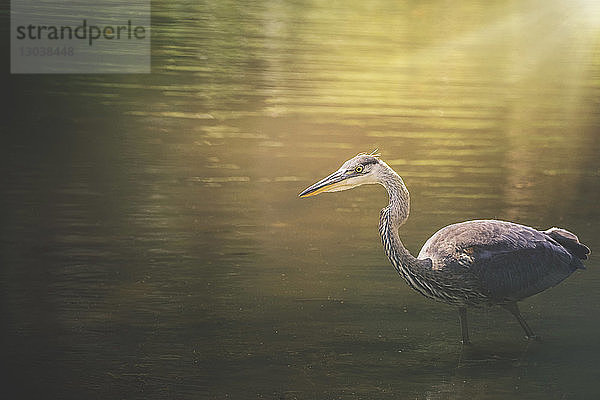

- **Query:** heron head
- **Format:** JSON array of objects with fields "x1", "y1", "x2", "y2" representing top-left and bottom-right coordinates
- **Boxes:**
[{"x1": 298, "y1": 151, "x2": 384, "y2": 197}]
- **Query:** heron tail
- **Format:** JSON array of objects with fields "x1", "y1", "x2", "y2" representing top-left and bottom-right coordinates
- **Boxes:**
[{"x1": 544, "y1": 227, "x2": 591, "y2": 262}]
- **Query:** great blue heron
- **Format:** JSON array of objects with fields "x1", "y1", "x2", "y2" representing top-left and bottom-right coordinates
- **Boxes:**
[{"x1": 299, "y1": 151, "x2": 590, "y2": 344}]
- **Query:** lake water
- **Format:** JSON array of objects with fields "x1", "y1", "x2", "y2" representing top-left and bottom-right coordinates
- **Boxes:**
[{"x1": 3, "y1": 0, "x2": 600, "y2": 399}]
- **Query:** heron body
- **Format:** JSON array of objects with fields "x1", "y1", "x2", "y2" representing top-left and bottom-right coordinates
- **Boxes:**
[{"x1": 299, "y1": 152, "x2": 590, "y2": 343}]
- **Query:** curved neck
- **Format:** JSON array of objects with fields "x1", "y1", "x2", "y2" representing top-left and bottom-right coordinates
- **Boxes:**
[
  {"x1": 380, "y1": 164, "x2": 410, "y2": 229},
  {"x1": 377, "y1": 163, "x2": 425, "y2": 277}
]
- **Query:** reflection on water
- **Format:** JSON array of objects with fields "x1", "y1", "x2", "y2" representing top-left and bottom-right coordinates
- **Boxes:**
[{"x1": 3, "y1": 0, "x2": 600, "y2": 398}]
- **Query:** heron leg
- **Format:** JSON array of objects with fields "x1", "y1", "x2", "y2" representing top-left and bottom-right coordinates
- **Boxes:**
[
  {"x1": 458, "y1": 307, "x2": 471, "y2": 345},
  {"x1": 502, "y1": 302, "x2": 538, "y2": 340}
]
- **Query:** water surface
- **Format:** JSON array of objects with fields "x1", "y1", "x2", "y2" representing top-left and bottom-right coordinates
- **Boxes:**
[{"x1": 2, "y1": 0, "x2": 600, "y2": 399}]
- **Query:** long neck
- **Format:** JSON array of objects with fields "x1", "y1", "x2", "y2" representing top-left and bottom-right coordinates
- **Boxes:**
[{"x1": 377, "y1": 164, "x2": 433, "y2": 295}]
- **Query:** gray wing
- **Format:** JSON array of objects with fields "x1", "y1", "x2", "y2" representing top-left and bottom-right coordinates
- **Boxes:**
[{"x1": 418, "y1": 220, "x2": 585, "y2": 303}]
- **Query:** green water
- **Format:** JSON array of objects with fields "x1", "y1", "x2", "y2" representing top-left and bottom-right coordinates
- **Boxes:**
[{"x1": 3, "y1": 0, "x2": 600, "y2": 398}]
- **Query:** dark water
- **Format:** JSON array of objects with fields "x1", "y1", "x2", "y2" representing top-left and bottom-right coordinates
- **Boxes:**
[{"x1": 2, "y1": 1, "x2": 600, "y2": 399}]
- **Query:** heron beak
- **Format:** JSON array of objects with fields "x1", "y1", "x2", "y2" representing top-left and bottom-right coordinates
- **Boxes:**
[{"x1": 298, "y1": 170, "x2": 348, "y2": 197}]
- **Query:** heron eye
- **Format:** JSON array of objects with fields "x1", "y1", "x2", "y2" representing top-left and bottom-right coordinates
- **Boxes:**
[{"x1": 355, "y1": 165, "x2": 364, "y2": 173}]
